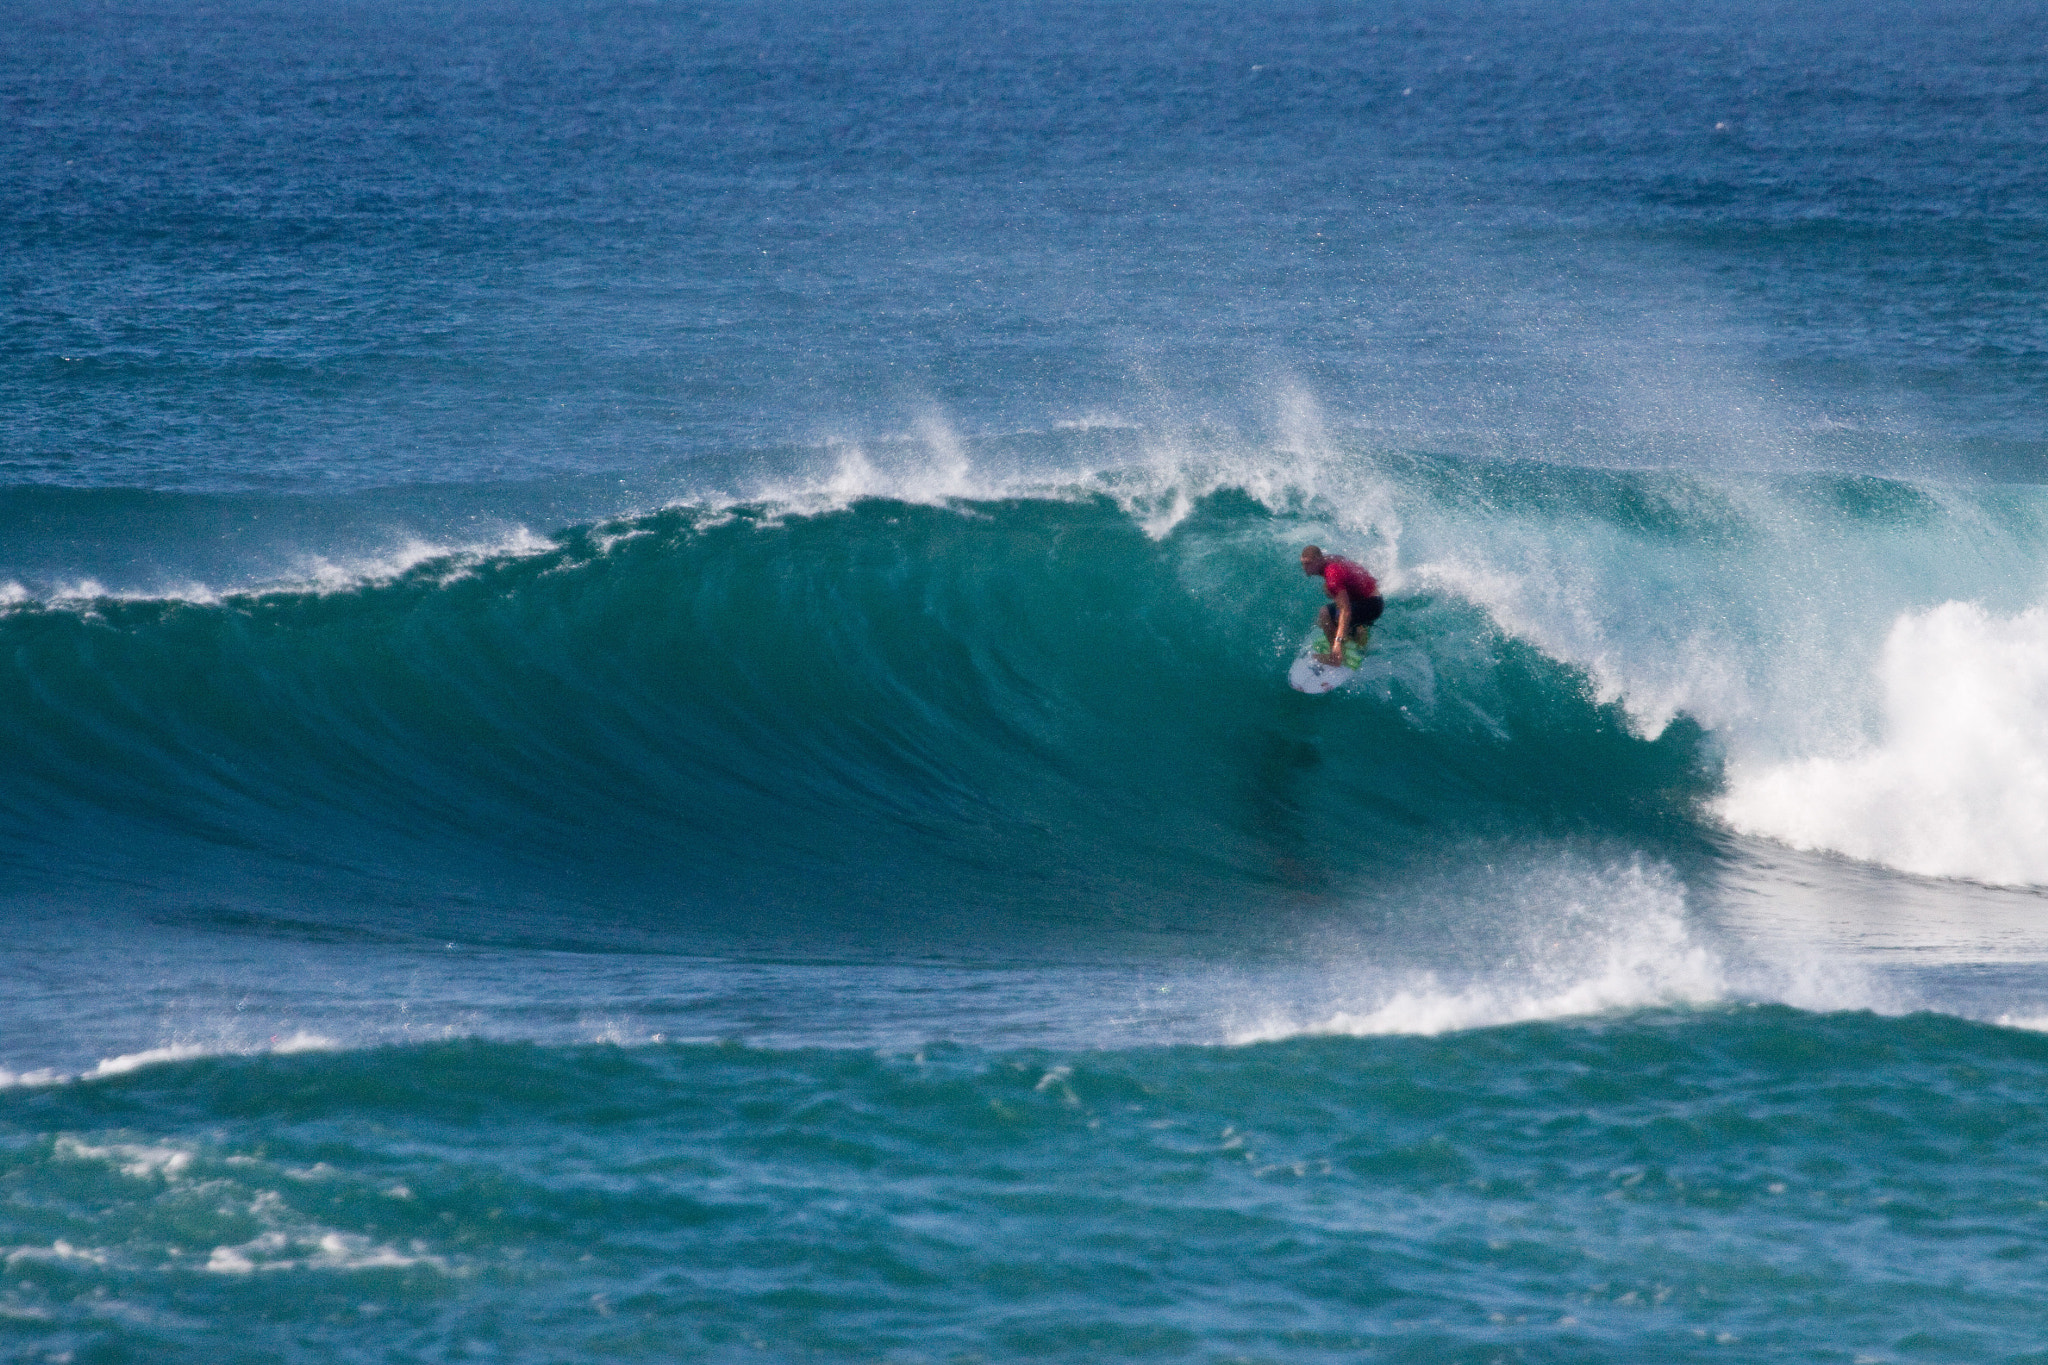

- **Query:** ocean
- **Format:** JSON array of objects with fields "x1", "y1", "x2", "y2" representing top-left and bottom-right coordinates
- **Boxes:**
[{"x1": 4, "y1": 0, "x2": 2048, "y2": 1359}]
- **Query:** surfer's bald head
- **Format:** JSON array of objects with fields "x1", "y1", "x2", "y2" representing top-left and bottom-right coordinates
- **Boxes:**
[{"x1": 1301, "y1": 545, "x2": 1325, "y2": 574}]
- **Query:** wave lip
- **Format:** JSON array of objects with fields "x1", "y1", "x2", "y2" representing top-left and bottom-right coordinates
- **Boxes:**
[{"x1": 0, "y1": 1033, "x2": 338, "y2": 1091}]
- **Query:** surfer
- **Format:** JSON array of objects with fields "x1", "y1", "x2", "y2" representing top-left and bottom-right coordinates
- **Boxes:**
[{"x1": 1301, "y1": 545, "x2": 1383, "y2": 665}]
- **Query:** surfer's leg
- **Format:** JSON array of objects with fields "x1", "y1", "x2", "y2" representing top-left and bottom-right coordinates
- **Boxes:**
[
  {"x1": 1349, "y1": 594, "x2": 1383, "y2": 651},
  {"x1": 1317, "y1": 604, "x2": 1338, "y2": 649}
]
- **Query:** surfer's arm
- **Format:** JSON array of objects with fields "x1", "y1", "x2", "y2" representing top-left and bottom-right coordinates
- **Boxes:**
[{"x1": 1318, "y1": 596, "x2": 1352, "y2": 665}]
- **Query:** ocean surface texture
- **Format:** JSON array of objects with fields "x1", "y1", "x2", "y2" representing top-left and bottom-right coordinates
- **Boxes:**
[{"x1": 5, "y1": 1, "x2": 2048, "y2": 1361}]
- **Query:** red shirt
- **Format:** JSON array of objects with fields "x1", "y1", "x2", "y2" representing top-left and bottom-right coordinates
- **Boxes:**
[{"x1": 1322, "y1": 558, "x2": 1379, "y2": 603}]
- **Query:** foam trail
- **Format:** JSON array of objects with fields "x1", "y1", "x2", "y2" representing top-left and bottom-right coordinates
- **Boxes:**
[{"x1": 1720, "y1": 603, "x2": 2048, "y2": 886}]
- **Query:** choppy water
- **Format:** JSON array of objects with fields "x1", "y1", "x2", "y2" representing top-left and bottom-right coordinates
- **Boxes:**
[{"x1": 5, "y1": 1, "x2": 2048, "y2": 1361}]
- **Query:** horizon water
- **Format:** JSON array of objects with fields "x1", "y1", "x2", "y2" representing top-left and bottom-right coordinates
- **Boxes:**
[{"x1": 5, "y1": 1, "x2": 2048, "y2": 1360}]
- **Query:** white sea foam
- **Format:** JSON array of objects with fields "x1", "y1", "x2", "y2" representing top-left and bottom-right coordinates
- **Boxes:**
[
  {"x1": 0, "y1": 528, "x2": 556, "y2": 613},
  {"x1": 0, "y1": 1032, "x2": 338, "y2": 1091},
  {"x1": 1719, "y1": 603, "x2": 2048, "y2": 887},
  {"x1": 79, "y1": 1044, "x2": 216, "y2": 1079},
  {"x1": 0, "y1": 1067, "x2": 66, "y2": 1089},
  {"x1": 1232, "y1": 860, "x2": 1729, "y2": 1041},
  {"x1": 3, "y1": 1240, "x2": 108, "y2": 1267},
  {"x1": 43, "y1": 1131, "x2": 443, "y2": 1278},
  {"x1": 204, "y1": 1230, "x2": 440, "y2": 1275},
  {"x1": 289, "y1": 528, "x2": 553, "y2": 593},
  {"x1": 1223, "y1": 854, "x2": 1901, "y2": 1042},
  {"x1": 28, "y1": 1122, "x2": 449, "y2": 1287},
  {"x1": 54, "y1": 1138, "x2": 193, "y2": 1180}
]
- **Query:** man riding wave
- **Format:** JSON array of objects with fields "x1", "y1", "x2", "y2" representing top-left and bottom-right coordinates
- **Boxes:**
[{"x1": 1301, "y1": 545, "x2": 1383, "y2": 666}]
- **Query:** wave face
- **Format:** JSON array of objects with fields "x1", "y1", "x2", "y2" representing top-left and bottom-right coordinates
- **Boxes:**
[
  {"x1": 0, "y1": 477, "x2": 1712, "y2": 948},
  {"x1": 5, "y1": 450, "x2": 2046, "y2": 949}
]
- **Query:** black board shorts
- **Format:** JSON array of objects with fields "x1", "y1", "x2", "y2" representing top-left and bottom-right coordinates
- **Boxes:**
[{"x1": 1322, "y1": 593, "x2": 1384, "y2": 634}]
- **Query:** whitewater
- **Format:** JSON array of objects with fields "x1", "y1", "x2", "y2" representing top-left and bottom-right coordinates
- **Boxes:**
[{"x1": 7, "y1": 0, "x2": 2048, "y2": 1359}]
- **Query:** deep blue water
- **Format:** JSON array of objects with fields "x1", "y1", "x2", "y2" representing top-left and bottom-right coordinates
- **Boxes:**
[{"x1": 5, "y1": 1, "x2": 2048, "y2": 1360}]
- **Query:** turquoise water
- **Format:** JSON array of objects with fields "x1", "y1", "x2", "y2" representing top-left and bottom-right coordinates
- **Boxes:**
[
  {"x1": 7, "y1": 0, "x2": 2048, "y2": 1360},
  {"x1": 9, "y1": 1015, "x2": 2048, "y2": 1362}
]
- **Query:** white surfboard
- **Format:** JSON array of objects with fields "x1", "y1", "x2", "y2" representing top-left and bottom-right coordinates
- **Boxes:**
[{"x1": 1288, "y1": 645, "x2": 1361, "y2": 694}]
